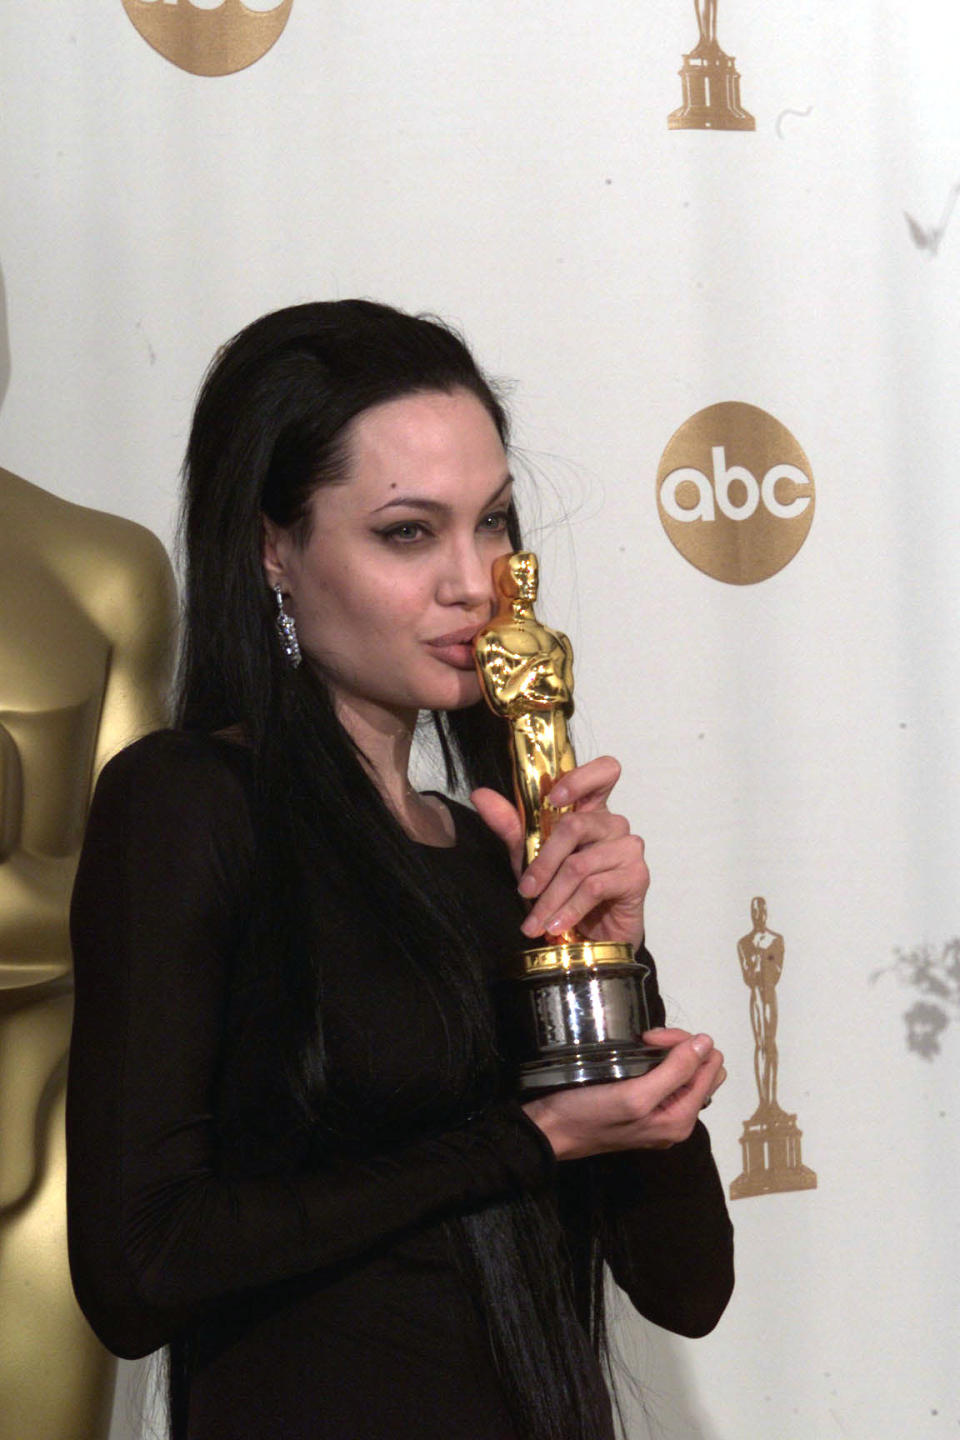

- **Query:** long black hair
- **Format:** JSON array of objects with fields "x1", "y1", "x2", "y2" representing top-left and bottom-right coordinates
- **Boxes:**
[{"x1": 172, "y1": 300, "x2": 610, "y2": 1440}]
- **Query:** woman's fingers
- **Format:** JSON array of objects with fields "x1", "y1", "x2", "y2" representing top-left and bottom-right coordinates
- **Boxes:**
[
  {"x1": 520, "y1": 824, "x2": 647, "y2": 939},
  {"x1": 476, "y1": 757, "x2": 647, "y2": 947},
  {"x1": 644, "y1": 1036, "x2": 728, "y2": 1111},
  {"x1": 522, "y1": 1033, "x2": 722, "y2": 1160},
  {"x1": 633, "y1": 1034, "x2": 717, "y2": 1109},
  {"x1": 653, "y1": 1049, "x2": 723, "y2": 1115},
  {"x1": 470, "y1": 787, "x2": 525, "y2": 876},
  {"x1": 642, "y1": 1027, "x2": 695, "y2": 1047},
  {"x1": 475, "y1": 754, "x2": 630, "y2": 888},
  {"x1": 621, "y1": 1047, "x2": 724, "y2": 1149},
  {"x1": 520, "y1": 840, "x2": 644, "y2": 938},
  {"x1": 624, "y1": 1034, "x2": 725, "y2": 1123},
  {"x1": 518, "y1": 809, "x2": 630, "y2": 895},
  {"x1": 548, "y1": 755, "x2": 621, "y2": 813}
]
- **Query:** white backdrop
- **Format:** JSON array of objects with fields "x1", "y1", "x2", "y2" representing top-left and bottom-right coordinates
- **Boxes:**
[{"x1": 2, "y1": 3, "x2": 958, "y2": 1436}]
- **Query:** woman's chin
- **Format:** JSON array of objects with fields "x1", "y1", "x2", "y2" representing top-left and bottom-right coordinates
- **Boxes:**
[{"x1": 430, "y1": 669, "x2": 483, "y2": 712}]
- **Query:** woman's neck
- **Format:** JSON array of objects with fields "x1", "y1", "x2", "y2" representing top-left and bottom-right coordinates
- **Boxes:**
[{"x1": 332, "y1": 691, "x2": 454, "y2": 846}]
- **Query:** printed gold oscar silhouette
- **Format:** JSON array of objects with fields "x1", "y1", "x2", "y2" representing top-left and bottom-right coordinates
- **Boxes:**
[
  {"x1": 122, "y1": 0, "x2": 293, "y2": 77},
  {"x1": 730, "y1": 898, "x2": 817, "y2": 1199},
  {"x1": 668, "y1": 0, "x2": 755, "y2": 131}
]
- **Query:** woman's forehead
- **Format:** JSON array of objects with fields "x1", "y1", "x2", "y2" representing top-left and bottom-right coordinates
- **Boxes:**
[{"x1": 324, "y1": 390, "x2": 509, "y2": 509}]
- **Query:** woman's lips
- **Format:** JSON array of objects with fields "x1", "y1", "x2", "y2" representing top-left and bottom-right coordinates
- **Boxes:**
[
  {"x1": 427, "y1": 625, "x2": 483, "y2": 671},
  {"x1": 431, "y1": 643, "x2": 477, "y2": 670}
]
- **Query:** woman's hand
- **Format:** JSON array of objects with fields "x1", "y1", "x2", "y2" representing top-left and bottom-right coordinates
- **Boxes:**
[
  {"x1": 472, "y1": 761, "x2": 725, "y2": 1158},
  {"x1": 471, "y1": 756, "x2": 647, "y2": 949},
  {"x1": 521, "y1": 1029, "x2": 726, "y2": 1161}
]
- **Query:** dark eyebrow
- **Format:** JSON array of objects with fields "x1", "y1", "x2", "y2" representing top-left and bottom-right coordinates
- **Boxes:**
[{"x1": 369, "y1": 475, "x2": 513, "y2": 517}]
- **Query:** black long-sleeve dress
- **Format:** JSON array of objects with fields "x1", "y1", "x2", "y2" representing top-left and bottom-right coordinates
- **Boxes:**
[{"x1": 66, "y1": 731, "x2": 733, "y2": 1439}]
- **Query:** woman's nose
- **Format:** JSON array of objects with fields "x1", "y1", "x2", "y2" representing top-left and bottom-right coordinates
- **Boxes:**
[{"x1": 436, "y1": 538, "x2": 497, "y2": 610}]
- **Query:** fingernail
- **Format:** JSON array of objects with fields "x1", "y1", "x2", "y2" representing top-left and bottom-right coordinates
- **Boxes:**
[
  {"x1": 691, "y1": 1034, "x2": 712, "y2": 1058},
  {"x1": 521, "y1": 915, "x2": 541, "y2": 937},
  {"x1": 517, "y1": 874, "x2": 537, "y2": 897},
  {"x1": 550, "y1": 786, "x2": 568, "y2": 806},
  {"x1": 546, "y1": 914, "x2": 567, "y2": 935}
]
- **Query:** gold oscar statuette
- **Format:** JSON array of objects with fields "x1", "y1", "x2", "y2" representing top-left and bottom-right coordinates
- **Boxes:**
[{"x1": 474, "y1": 552, "x2": 664, "y2": 1094}]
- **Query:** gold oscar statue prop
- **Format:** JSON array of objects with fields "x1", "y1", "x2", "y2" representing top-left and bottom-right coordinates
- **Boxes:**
[
  {"x1": 729, "y1": 897, "x2": 817, "y2": 1199},
  {"x1": 474, "y1": 552, "x2": 664, "y2": 1095},
  {"x1": 668, "y1": 0, "x2": 755, "y2": 132},
  {"x1": 0, "y1": 469, "x2": 177, "y2": 1439}
]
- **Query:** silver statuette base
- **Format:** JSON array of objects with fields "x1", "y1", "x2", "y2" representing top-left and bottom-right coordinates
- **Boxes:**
[{"x1": 497, "y1": 948, "x2": 666, "y2": 1096}]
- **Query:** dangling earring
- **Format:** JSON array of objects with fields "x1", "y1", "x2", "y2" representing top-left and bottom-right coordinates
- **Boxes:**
[{"x1": 274, "y1": 586, "x2": 302, "y2": 668}]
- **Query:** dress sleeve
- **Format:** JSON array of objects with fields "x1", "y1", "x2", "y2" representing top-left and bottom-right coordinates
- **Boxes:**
[
  {"x1": 592, "y1": 1122, "x2": 735, "y2": 1337},
  {"x1": 66, "y1": 735, "x2": 555, "y2": 1360},
  {"x1": 557, "y1": 945, "x2": 734, "y2": 1339}
]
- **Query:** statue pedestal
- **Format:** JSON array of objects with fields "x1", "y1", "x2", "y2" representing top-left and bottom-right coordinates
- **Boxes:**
[
  {"x1": 730, "y1": 1104, "x2": 817, "y2": 1199},
  {"x1": 668, "y1": 41, "x2": 755, "y2": 131}
]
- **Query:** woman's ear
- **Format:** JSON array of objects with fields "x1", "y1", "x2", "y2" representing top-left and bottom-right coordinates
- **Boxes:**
[{"x1": 261, "y1": 514, "x2": 289, "y2": 592}]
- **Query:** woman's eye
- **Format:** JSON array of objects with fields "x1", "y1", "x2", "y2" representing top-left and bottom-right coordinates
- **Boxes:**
[
  {"x1": 379, "y1": 522, "x2": 430, "y2": 544},
  {"x1": 479, "y1": 510, "x2": 510, "y2": 534}
]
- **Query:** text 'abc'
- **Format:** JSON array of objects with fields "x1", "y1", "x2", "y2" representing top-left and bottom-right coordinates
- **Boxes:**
[{"x1": 661, "y1": 447, "x2": 812, "y2": 524}]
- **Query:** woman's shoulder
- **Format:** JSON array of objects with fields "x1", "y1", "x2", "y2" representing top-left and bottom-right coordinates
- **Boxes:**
[
  {"x1": 93, "y1": 728, "x2": 254, "y2": 831},
  {"x1": 73, "y1": 731, "x2": 257, "y2": 933},
  {"x1": 101, "y1": 725, "x2": 252, "y2": 779}
]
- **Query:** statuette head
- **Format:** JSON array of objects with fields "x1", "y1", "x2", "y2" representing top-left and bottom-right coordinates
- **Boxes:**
[{"x1": 493, "y1": 550, "x2": 539, "y2": 604}]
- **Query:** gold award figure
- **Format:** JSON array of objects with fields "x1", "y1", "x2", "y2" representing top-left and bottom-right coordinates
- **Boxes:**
[
  {"x1": 729, "y1": 897, "x2": 817, "y2": 1199},
  {"x1": 474, "y1": 553, "x2": 663, "y2": 1093},
  {"x1": 0, "y1": 470, "x2": 177, "y2": 1439},
  {"x1": 473, "y1": 551, "x2": 576, "y2": 874}
]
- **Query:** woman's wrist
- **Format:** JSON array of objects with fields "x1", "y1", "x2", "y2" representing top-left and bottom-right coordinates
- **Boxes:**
[{"x1": 519, "y1": 1096, "x2": 568, "y2": 1159}]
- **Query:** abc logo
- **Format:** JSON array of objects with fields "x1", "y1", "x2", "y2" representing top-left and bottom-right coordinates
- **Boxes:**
[
  {"x1": 122, "y1": 0, "x2": 293, "y2": 77},
  {"x1": 656, "y1": 402, "x2": 815, "y2": 584}
]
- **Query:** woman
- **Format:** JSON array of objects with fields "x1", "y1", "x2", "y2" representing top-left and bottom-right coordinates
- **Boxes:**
[{"x1": 66, "y1": 300, "x2": 733, "y2": 1440}]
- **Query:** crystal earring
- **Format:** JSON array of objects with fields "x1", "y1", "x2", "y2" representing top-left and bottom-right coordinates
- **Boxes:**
[{"x1": 274, "y1": 586, "x2": 302, "y2": 668}]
